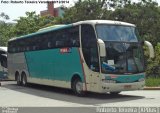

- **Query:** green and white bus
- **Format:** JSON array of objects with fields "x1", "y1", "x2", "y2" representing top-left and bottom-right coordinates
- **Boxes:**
[{"x1": 8, "y1": 20, "x2": 154, "y2": 96}]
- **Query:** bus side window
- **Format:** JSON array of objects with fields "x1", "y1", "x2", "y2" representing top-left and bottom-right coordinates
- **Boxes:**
[
  {"x1": 48, "y1": 42, "x2": 51, "y2": 48},
  {"x1": 70, "y1": 26, "x2": 80, "y2": 47},
  {"x1": 56, "y1": 41, "x2": 64, "y2": 47}
]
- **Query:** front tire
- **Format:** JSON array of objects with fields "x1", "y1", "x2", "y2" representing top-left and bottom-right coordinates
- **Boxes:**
[{"x1": 72, "y1": 78, "x2": 85, "y2": 96}]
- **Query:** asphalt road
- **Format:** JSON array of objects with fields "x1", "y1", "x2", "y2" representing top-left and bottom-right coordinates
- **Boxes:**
[{"x1": 0, "y1": 81, "x2": 160, "y2": 113}]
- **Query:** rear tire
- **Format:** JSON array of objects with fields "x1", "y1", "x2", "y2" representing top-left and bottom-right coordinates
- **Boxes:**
[
  {"x1": 21, "y1": 73, "x2": 27, "y2": 86},
  {"x1": 72, "y1": 78, "x2": 85, "y2": 96},
  {"x1": 16, "y1": 73, "x2": 21, "y2": 86}
]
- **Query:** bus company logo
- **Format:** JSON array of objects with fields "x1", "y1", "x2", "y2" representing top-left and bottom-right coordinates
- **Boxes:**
[{"x1": 60, "y1": 48, "x2": 72, "y2": 53}]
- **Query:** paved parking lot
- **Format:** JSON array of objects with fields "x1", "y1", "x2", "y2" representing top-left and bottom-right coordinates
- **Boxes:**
[{"x1": 0, "y1": 81, "x2": 160, "y2": 113}]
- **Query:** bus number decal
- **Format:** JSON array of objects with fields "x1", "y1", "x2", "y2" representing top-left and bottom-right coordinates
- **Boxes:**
[{"x1": 60, "y1": 48, "x2": 72, "y2": 54}]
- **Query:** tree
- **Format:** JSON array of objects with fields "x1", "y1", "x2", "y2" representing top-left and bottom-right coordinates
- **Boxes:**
[
  {"x1": 57, "y1": 0, "x2": 105, "y2": 24},
  {"x1": 13, "y1": 12, "x2": 41, "y2": 36},
  {"x1": 0, "y1": 13, "x2": 14, "y2": 46},
  {"x1": 13, "y1": 11, "x2": 56, "y2": 36},
  {"x1": 0, "y1": 12, "x2": 9, "y2": 20}
]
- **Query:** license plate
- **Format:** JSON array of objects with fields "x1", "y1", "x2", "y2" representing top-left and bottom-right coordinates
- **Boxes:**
[{"x1": 124, "y1": 85, "x2": 132, "y2": 89}]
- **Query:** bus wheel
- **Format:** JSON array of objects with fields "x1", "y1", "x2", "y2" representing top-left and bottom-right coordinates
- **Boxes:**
[
  {"x1": 72, "y1": 78, "x2": 85, "y2": 96},
  {"x1": 16, "y1": 72, "x2": 21, "y2": 86},
  {"x1": 21, "y1": 73, "x2": 27, "y2": 86},
  {"x1": 110, "y1": 92, "x2": 121, "y2": 95}
]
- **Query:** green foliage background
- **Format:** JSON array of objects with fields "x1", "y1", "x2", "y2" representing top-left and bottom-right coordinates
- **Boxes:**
[{"x1": 0, "y1": 0, "x2": 160, "y2": 77}]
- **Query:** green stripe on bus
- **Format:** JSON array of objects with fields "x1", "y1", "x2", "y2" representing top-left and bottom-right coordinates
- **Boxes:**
[
  {"x1": 24, "y1": 48, "x2": 84, "y2": 82},
  {"x1": 105, "y1": 74, "x2": 145, "y2": 83}
]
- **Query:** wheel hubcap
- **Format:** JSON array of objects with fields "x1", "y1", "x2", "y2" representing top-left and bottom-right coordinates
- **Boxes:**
[
  {"x1": 76, "y1": 81, "x2": 83, "y2": 93},
  {"x1": 22, "y1": 76, "x2": 26, "y2": 85}
]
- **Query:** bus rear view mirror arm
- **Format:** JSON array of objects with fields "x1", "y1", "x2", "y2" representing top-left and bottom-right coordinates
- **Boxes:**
[{"x1": 144, "y1": 41, "x2": 154, "y2": 58}]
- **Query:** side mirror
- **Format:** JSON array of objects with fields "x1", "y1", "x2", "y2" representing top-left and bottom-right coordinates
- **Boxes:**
[
  {"x1": 144, "y1": 41, "x2": 154, "y2": 58},
  {"x1": 97, "y1": 39, "x2": 106, "y2": 57}
]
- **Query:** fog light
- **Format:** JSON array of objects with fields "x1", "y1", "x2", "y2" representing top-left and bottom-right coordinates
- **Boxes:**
[{"x1": 139, "y1": 78, "x2": 145, "y2": 82}]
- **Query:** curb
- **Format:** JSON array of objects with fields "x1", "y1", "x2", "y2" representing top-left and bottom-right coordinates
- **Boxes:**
[{"x1": 143, "y1": 87, "x2": 160, "y2": 90}]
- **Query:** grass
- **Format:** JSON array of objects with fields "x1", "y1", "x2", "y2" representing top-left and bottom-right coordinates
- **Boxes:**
[{"x1": 145, "y1": 77, "x2": 160, "y2": 87}]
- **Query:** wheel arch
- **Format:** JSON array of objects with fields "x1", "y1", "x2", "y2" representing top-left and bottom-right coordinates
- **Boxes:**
[
  {"x1": 21, "y1": 71, "x2": 26, "y2": 76},
  {"x1": 21, "y1": 69, "x2": 29, "y2": 77},
  {"x1": 71, "y1": 74, "x2": 82, "y2": 89}
]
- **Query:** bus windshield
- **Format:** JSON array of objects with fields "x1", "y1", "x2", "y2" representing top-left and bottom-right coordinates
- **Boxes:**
[
  {"x1": 96, "y1": 24, "x2": 138, "y2": 42},
  {"x1": 96, "y1": 24, "x2": 144, "y2": 74}
]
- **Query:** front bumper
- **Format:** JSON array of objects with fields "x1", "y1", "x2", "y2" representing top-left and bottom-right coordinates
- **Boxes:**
[{"x1": 101, "y1": 81, "x2": 145, "y2": 93}]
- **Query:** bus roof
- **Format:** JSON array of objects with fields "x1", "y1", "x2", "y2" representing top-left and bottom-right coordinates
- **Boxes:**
[
  {"x1": 9, "y1": 20, "x2": 135, "y2": 42},
  {"x1": 73, "y1": 20, "x2": 135, "y2": 27},
  {"x1": 37, "y1": 24, "x2": 67, "y2": 32}
]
